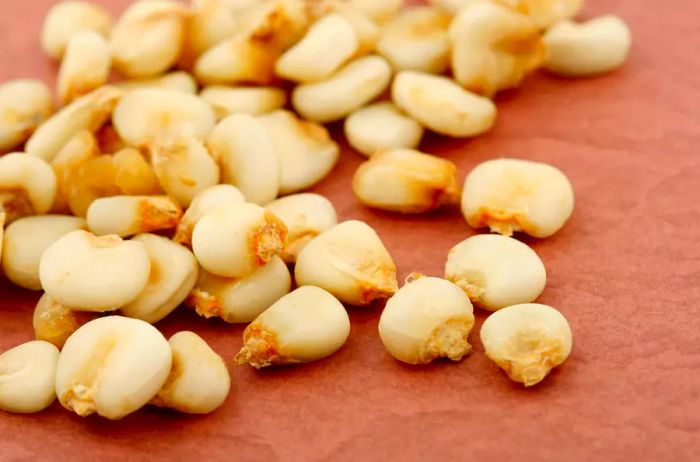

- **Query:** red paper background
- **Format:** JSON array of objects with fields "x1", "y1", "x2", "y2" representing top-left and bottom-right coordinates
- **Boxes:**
[{"x1": 1, "y1": 0, "x2": 699, "y2": 460}]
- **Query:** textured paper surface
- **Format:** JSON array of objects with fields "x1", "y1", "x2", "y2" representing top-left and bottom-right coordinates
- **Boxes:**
[{"x1": 1, "y1": 0, "x2": 699, "y2": 460}]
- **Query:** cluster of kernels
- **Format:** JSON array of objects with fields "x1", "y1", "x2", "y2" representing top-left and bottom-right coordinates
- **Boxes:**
[
  {"x1": 200, "y1": 86, "x2": 287, "y2": 119},
  {"x1": 187, "y1": 256, "x2": 291, "y2": 323},
  {"x1": 0, "y1": 80, "x2": 54, "y2": 153},
  {"x1": 206, "y1": 114, "x2": 279, "y2": 205},
  {"x1": 152, "y1": 332, "x2": 230, "y2": 414},
  {"x1": 378, "y1": 276, "x2": 475, "y2": 365},
  {"x1": 264, "y1": 193, "x2": 338, "y2": 263},
  {"x1": 480, "y1": 303, "x2": 572, "y2": 386},
  {"x1": 234, "y1": 286, "x2": 351, "y2": 368},
  {"x1": 39, "y1": 230, "x2": 151, "y2": 311},
  {"x1": 292, "y1": 55, "x2": 393, "y2": 123},
  {"x1": 392, "y1": 71, "x2": 496, "y2": 138},
  {"x1": 1, "y1": 215, "x2": 86, "y2": 290},
  {"x1": 0, "y1": 341, "x2": 60, "y2": 414},
  {"x1": 449, "y1": 2, "x2": 546, "y2": 97},
  {"x1": 257, "y1": 110, "x2": 339, "y2": 195},
  {"x1": 445, "y1": 234, "x2": 546, "y2": 311},
  {"x1": 0, "y1": 0, "x2": 640, "y2": 417},
  {"x1": 120, "y1": 234, "x2": 199, "y2": 324},
  {"x1": 344, "y1": 102, "x2": 424, "y2": 157},
  {"x1": 173, "y1": 184, "x2": 246, "y2": 247},
  {"x1": 0, "y1": 153, "x2": 57, "y2": 223},
  {"x1": 461, "y1": 158, "x2": 575, "y2": 238},
  {"x1": 377, "y1": 6, "x2": 452, "y2": 74},
  {"x1": 543, "y1": 15, "x2": 632, "y2": 77},
  {"x1": 353, "y1": 149, "x2": 461, "y2": 213},
  {"x1": 86, "y1": 195, "x2": 182, "y2": 237},
  {"x1": 295, "y1": 220, "x2": 398, "y2": 306},
  {"x1": 55, "y1": 316, "x2": 172, "y2": 419},
  {"x1": 192, "y1": 202, "x2": 287, "y2": 278}
]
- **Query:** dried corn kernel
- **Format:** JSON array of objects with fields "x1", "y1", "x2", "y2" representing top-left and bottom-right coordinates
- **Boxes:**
[
  {"x1": 200, "y1": 86, "x2": 287, "y2": 119},
  {"x1": 64, "y1": 155, "x2": 120, "y2": 217},
  {"x1": 234, "y1": 286, "x2": 350, "y2": 368},
  {"x1": 0, "y1": 79, "x2": 54, "y2": 154},
  {"x1": 295, "y1": 220, "x2": 398, "y2": 306},
  {"x1": 173, "y1": 184, "x2": 246, "y2": 247},
  {"x1": 461, "y1": 158, "x2": 574, "y2": 238},
  {"x1": 2, "y1": 215, "x2": 86, "y2": 291},
  {"x1": 50, "y1": 130, "x2": 100, "y2": 213},
  {"x1": 276, "y1": 13, "x2": 359, "y2": 83},
  {"x1": 378, "y1": 275, "x2": 474, "y2": 364},
  {"x1": 353, "y1": 148, "x2": 460, "y2": 213},
  {"x1": 265, "y1": 193, "x2": 338, "y2": 263},
  {"x1": 86, "y1": 195, "x2": 182, "y2": 237},
  {"x1": 206, "y1": 114, "x2": 279, "y2": 205},
  {"x1": 111, "y1": 148, "x2": 162, "y2": 196},
  {"x1": 25, "y1": 85, "x2": 121, "y2": 162},
  {"x1": 112, "y1": 88, "x2": 216, "y2": 148},
  {"x1": 480, "y1": 303, "x2": 572, "y2": 386},
  {"x1": 392, "y1": 71, "x2": 496, "y2": 137},
  {"x1": 152, "y1": 331, "x2": 230, "y2": 414},
  {"x1": 292, "y1": 55, "x2": 392, "y2": 123},
  {"x1": 543, "y1": 15, "x2": 632, "y2": 77},
  {"x1": 57, "y1": 31, "x2": 111, "y2": 105},
  {"x1": 0, "y1": 341, "x2": 59, "y2": 413},
  {"x1": 377, "y1": 6, "x2": 452, "y2": 74},
  {"x1": 33, "y1": 293, "x2": 91, "y2": 349},
  {"x1": 310, "y1": 0, "x2": 379, "y2": 55},
  {"x1": 445, "y1": 234, "x2": 546, "y2": 311},
  {"x1": 39, "y1": 230, "x2": 151, "y2": 311},
  {"x1": 110, "y1": 0, "x2": 189, "y2": 78},
  {"x1": 0, "y1": 153, "x2": 57, "y2": 224},
  {"x1": 121, "y1": 234, "x2": 198, "y2": 324},
  {"x1": 257, "y1": 110, "x2": 339, "y2": 195},
  {"x1": 344, "y1": 102, "x2": 424, "y2": 157},
  {"x1": 192, "y1": 202, "x2": 287, "y2": 278},
  {"x1": 41, "y1": 1, "x2": 112, "y2": 60},
  {"x1": 187, "y1": 256, "x2": 291, "y2": 323},
  {"x1": 150, "y1": 137, "x2": 220, "y2": 207},
  {"x1": 55, "y1": 316, "x2": 172, "y2": 419},
  {"x1": 449, "y1": 2, "x2": 546, "y2": 97}
]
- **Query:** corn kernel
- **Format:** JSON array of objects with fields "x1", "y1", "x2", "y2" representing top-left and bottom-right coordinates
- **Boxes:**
[
  {"x1": 480, "y1": 303, "x2": 572, "y2": 386},
  {"x1": 234, "y1": 286, "x2": 350, "y2": 368}
]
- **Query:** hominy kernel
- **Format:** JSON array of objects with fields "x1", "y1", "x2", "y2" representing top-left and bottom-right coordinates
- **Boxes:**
[
  {"x1": 295, "y1": 220, "x2": 398, "y2": 306},
  {"x1": 378, "y1": 276, "x2": 475, "y2": 365},
  {"x1": 445, "y1": 234, "x2": 546, "y2": 311},
  {"x1": 0, "y1": 341, "x2": 60, "y2": 414},
  {"x1": 234, "y1": 286, "x2": 350, "y2": 368},
  {"x1": 480, "y1": 303, "x2": 573, "y2": 386}
]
